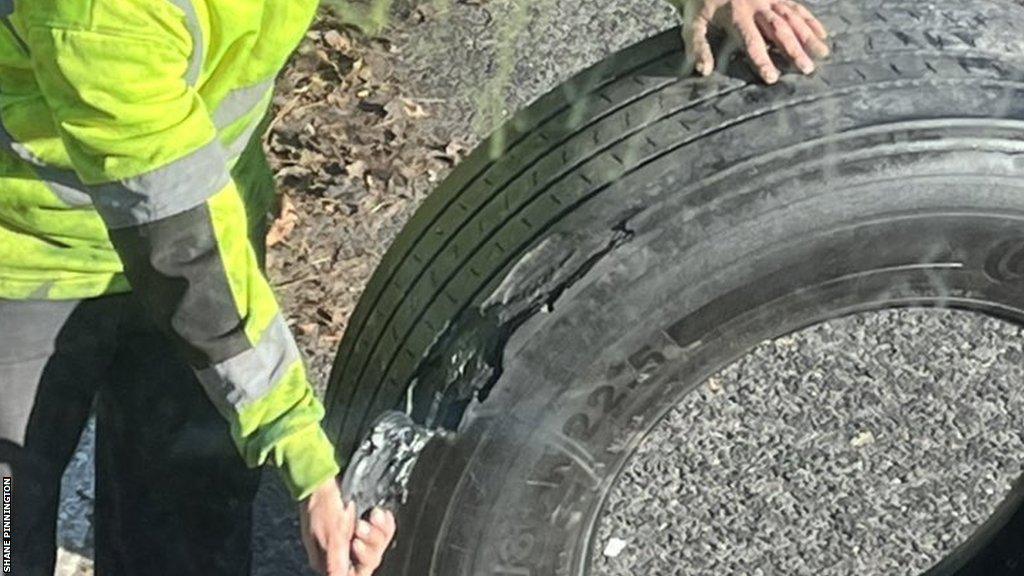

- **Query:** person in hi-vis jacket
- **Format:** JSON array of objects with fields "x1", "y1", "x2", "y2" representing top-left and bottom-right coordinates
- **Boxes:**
[{"x1": 0, "y1": 1, "x2": 826, "y2": 574}]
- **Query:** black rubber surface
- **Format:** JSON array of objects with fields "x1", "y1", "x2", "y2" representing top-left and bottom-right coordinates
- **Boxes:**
[{"x1": 323, "y1": 0, "x2": 1024, "y2": 573}]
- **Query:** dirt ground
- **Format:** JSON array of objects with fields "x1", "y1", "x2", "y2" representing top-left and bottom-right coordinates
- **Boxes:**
[{"x1": 264, "y1": 10, "x2": 463, "y2": 389}]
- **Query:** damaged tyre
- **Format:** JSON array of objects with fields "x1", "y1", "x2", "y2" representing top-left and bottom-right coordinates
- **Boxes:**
[{"x1": 324, "y1": 0, "x2": 1024, "y2": 573}]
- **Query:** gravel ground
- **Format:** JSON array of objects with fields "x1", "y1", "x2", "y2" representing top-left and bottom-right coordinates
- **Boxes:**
[
  {"x1": 52, "y1": 1, "x2": 1024, "y2": 575},
  {"x1": 392, "y1": 0, "x2": 676, "y2": 143},
  {"x1": 593, "y1": 309, "x2": 1024, "y2": 575}
]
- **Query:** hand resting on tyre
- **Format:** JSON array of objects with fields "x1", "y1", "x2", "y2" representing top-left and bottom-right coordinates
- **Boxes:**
[{"x1": 667, "y1": 0, "x2": 830, "y2": 83}]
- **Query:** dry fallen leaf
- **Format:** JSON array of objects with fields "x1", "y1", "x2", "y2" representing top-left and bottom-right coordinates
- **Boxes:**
[
  {"x1": 266, "y1": 194, "x2": 299, "y2": 247},
  {"x1": 323, "y1": 29, "x2": 351, "y2": 52},
  {"x1": 445, "y1": 139, "x2": 470, "y2": 158},
  {"x1": 401, "y1": 98, "x2": 430, "y2": 119},
  {"x1": 346, "y1": 159, "x2": 368, "y2": 179}
]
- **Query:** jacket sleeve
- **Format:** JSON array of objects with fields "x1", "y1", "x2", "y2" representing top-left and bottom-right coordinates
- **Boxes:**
[{"x1": 20, "y1": 3, "x2": 340, "y2": 500}]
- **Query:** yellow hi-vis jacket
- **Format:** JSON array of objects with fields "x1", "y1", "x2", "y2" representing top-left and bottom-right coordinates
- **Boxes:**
[{"x1": 0, "y1": 0, "x2": 339, "y2": 499}]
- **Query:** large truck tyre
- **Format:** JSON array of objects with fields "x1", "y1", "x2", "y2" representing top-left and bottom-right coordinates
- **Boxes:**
[{"x1": 324, "y1": 0, "x2": 1024, "y2": 573}]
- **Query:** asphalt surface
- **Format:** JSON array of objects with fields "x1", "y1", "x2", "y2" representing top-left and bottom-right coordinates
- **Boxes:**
[
  {"x1": 392, "y1": 0, "x2": 677, "y2": 145},
  {"x1": 592, "y1": 309, "x2": 1024, "y2": 575},
  {"x1": 54, "y1": 1, "x2": 1024, "y2": 575}
]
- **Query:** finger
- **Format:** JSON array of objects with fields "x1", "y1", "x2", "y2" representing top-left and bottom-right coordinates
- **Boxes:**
[
  {"x1": 356, "y1": 522, "x2": 391, "y2": 551},
  {"x1": 302, "y1": 529, "x2": 326, "y2": 574},
  {"x1": 307, "y1": 548, "x2": 327, "y2": 576},
  {"x1": 773, "y1": 2, "x2": 829, "y2": 58},
  {"x1": 356, "y1": 560, "x2": 381, "y2": 576},
  {"x1": 370, "y1": 508, "x2": 390, "y2": 531},
  {"x1": 731, "y1": 6, "x2": 779, "y2": 83},
  {"x1": 308, "y1": 548, "x2": 327, "y2": 575},
  {"x1": 368, "y1": 508, "x2": 396, "y2": 541},
  {"x1": 343, "y1": 501, "x2": 357, "y2": 540},
  {"x1": 786, "y1": 0, "x2": 828, "y2": 39},
  {"x1": 679, "y1": 0, "x2": 720, "y2": 77},
  {"x1": 372, "y1": 506, "x2": 395, "y2": 541},
  {"x1": 756, "y1": 9, "x2": 814, "y2": 74},
  {"x1": 326, "y1": 536, "x2": 348, "y2": 576},
  {"x1": 383, "y1": 511, "x2": 397, "y2": 539},
  {"x1": 352, "y1": 539, "x2": 381, "y2": 575},
  {"x1": 332, "y1": 501, "x2": 358, "y2": 575},
  {"x1": 355, "y1": 520, "x2": 385, "y2": 547},
  {"x1": 684, "y1": 17, "x2": 715, "y2": 76},
  {"x1": 327, "y1": 521, "x2": 353, "y2": 576}
]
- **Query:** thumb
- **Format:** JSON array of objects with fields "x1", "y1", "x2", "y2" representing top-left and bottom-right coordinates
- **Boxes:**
[
  {"x1": 326, "y1": 538, "x2": 348, "y2": 576},
  {"x1": 328, "y1": 501, "x2": 357, "y2": 576},
  {"x1": 342, "y1": 501, "x2": 359, "y2": 570},
  {"x1": 344, "y1": 501, "x2": 358, "y2": 537}
]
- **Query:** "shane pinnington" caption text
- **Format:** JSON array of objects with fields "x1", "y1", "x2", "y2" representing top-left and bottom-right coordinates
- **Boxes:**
[{"x1": 2, "y1": 477, "x2": 10, "y2": 574}]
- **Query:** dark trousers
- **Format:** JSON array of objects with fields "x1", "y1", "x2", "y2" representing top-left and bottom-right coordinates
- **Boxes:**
[{"x1": 0, "y1": 295, "x2": 260, "y2": 576}]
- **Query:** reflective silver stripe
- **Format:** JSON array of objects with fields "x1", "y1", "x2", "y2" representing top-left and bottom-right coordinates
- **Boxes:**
[
  {"x1": 196, "y1": 314, "x2": 302, "y2": 409},
  {"x1": 2, "y1": 113, "x2": 228, "y2": 220},
  {"x1": 0, "y1": 120, "x2": 93, "y2": 206},
  {"x1": 36, "y1": 167, "x2": 94, "y2": 207},
  {"x1": 26, "y1": 281, "x2": 55, "y2": 299},
  {"x1": 91, "y1": 140, "x2": 230, "y2": 229},
  {"x1": 214, "y1": 79, "x2": 273, "y2": 130},
  {"x1": 225, "y1": 115, "x2": 264, "y2": 160},
  {"x1": 167, "y1": 0, "x2": 203, "y2": 86},
  {"x1": 0, "y1": 120, "x2": 45, "y2": 166}
]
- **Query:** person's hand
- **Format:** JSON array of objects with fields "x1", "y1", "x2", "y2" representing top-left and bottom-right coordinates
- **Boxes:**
[
  {"x1": 299, "y1": 479, "x2": 357, "y2": 576},
  {"x1": 350, "y1": 507, "x2": 397, "y2": 576},
  {"x1": 298, "y1": 478, "x2": 398, "y2": 576},
  {"x1": 672, "y1": 0, "x2": 830, "y2": 84}
]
